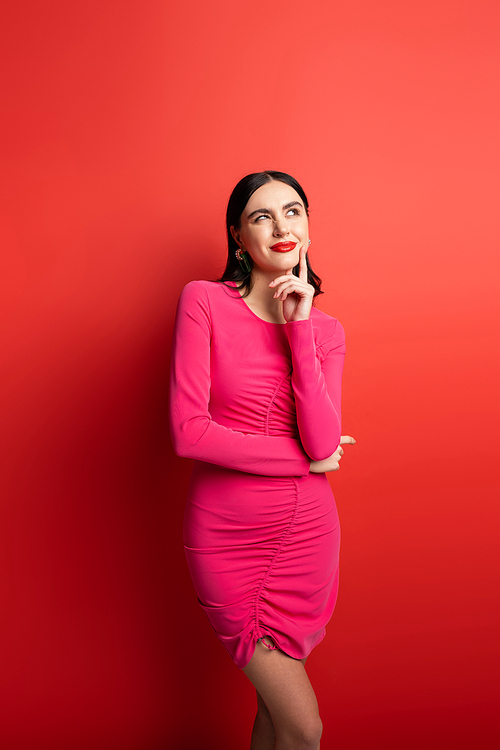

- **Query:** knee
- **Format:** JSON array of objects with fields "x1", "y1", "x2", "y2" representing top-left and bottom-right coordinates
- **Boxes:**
[
  {"x1": 282, "y1": 717, "x2": 323, "y2": 750},
  {"x1": 301, "y1": 717, "x2": 323, "y2": 749}
]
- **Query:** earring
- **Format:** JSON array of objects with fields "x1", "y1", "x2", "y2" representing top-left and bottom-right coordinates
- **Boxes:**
[
  {"x1": 308, "y1": 240, "x2": 311, "y2": 246},
  {"x1": 235, "y1": 248, "x2": 252, "y2": 274}
]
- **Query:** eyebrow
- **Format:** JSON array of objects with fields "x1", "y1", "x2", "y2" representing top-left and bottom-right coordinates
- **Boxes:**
[{"x1": 246, "y1": 201, "x2": 303, "y2": 220}]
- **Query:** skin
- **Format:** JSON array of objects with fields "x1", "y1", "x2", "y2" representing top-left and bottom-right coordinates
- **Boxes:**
[{"x1": 231, "y1": 180, "x2": 356, "y2": 749}]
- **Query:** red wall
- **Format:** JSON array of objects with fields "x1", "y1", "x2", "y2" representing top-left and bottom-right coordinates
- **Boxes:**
[{"x1": 1, "y1": 1, "x2": 499, "y2": 748}]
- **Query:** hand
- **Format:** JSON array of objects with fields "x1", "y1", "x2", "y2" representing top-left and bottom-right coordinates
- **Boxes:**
[
  {"x1": 309, "y1": 435, "x2": 356, "y2": 473},
  {"x1": 269, "y1": 247, "x2": 314, "y2": 322}
]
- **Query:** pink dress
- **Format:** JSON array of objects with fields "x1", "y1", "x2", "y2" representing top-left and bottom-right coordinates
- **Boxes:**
[{"x1": 169, "y1": 280, "x2": 345, "y2": 669}]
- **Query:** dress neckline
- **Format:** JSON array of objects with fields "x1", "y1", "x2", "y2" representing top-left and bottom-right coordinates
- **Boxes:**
[{"x1": 228, "y1": 281, "x2": 287, "y2": 326}]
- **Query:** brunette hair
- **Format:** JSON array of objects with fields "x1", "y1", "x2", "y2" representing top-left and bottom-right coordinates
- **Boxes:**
[{"x1": 218, "y1": 170, "x2": 323, "y2": 298}]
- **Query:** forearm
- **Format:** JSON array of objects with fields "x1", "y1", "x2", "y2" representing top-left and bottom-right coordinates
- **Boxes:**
[
  {"x1": 286, "y1": 318, "x2": 344, "y2": 461},
  {"x1": 170, "y1": 411, "x2": 310, "y2": 476}
]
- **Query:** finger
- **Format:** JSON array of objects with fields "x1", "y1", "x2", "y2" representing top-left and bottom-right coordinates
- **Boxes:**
[
  {"x1": 269, "y1": 274, "x2": 300, "y2": 288},
  {"x1": 275, "y1": 287, "x2": 309, "y2": 302},
  {"x1": 273, "y1": 280, "x2": 310, "y2": 299},
  {"x1": 339, "y1": 435, "x2": 356, "y2": 445},
  {"x1": 299, "y1": 246, "x2": 308, "y2": 283},
  {"x1": 274, "y1": 276, "x2": 314, "y2": 297}
]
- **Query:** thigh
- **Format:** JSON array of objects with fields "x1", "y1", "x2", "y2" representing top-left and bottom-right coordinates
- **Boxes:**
[{"x1": 243, "y1": 642, "x2": 320, "y2": 739}]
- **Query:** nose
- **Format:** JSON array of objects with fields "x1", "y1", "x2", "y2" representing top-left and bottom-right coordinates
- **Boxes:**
[{"x1": 273, "y1": 217, "x2": 289, "y2": 236}]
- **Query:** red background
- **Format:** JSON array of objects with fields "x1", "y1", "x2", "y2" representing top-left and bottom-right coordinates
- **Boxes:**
[{"x1": 1, "y1": 1, "x2": 499, "y2": 748}]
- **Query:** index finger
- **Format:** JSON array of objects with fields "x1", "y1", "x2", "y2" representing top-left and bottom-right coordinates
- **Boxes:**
[
  {"x1": 339, "y1": 435, "x2": 356, "y2": 445},
  {"x1": 299, "y1": 246, "x2": 308, "y2": 282}
]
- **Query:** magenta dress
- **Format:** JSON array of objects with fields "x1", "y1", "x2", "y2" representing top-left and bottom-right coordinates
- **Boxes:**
[{"x1": 169, "y1": 280, "x2": 345, "y2": 669}]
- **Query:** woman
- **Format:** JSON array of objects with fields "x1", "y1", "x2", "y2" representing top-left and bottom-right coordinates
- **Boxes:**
[{"x1": 170, "y1": 170, "x2": 355, "y2": 749}]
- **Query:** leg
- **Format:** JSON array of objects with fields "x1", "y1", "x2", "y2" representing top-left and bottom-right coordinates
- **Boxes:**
[
  {"x1": 250, "y1": 690, "x2": 276, "y2": 750},
  {"x1": 243, "y1": 640, "x2": 322, "y2": 750},
  {"x1": 250, "y1": 655, "x2": 308, "y2": 749}
]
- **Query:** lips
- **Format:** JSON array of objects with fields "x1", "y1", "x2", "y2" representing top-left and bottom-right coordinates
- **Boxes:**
[{"x1": 270, "y1": 241, "x2": 297, "y2": 253}]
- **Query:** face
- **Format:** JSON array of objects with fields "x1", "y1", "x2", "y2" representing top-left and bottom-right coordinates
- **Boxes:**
[{"x1": 231, "y1": 181, "x2": 309, "y2": 275}]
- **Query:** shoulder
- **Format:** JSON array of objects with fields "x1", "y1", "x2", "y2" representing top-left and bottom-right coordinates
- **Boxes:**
[
  {"x1": 177, "y1": 279, "x2": 218, "y2": 307},
  {"x1": 175, "y1": 281, "x2": 214, "y2": 328},
  {"x1": 179, "y1": 278, "x2": 212, "y2": 296},
  {"x1": 179, "y1": 279, "x2": 243, "y2": 310},
  {"x1": 310, "y1": 307, "x2": 346, "y2": 354},
  {"x1": 179, "y1": 279, "x2": 235, "y2": 301},
  {"x1": 176, "y1": 279, "x2": 239, "y2": 320}
]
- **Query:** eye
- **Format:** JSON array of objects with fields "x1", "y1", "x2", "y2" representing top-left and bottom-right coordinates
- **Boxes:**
[
  {"x1": 286, "y1": 208, "x2": 300, "y2": 216},
  {"x1": 254, "y1": 213, "x2": 271, "y2": 222}
]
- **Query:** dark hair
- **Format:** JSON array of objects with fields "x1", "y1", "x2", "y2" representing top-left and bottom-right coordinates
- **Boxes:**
[{"x1": 218, "y1": 170, "x2": 323, "y2": 298}]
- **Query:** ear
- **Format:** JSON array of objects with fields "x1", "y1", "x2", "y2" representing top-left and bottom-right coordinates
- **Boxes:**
[{"x1": 230, "y1": 226, "x2": 241, "y2": 246}]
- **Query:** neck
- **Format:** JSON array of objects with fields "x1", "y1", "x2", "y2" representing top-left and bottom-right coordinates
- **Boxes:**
[{"x1": 244, "y1": 268, "x2": 290, "y2": 323}]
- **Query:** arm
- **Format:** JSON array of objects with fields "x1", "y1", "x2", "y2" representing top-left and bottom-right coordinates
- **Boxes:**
[
  {"x1": 169, "y1": 282, "x2": 311, "y2": 476},
  {"x1": 286, "y1": 316, "x2": 345, "y2": 461},
  {"x1": 269, "y1": 248, "x2": 345, "y2": 462}
]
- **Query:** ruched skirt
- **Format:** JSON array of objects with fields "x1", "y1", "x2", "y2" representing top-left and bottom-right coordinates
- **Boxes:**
[{"x1": 183, "y1": 461, "x2": 341, "y2": 669}]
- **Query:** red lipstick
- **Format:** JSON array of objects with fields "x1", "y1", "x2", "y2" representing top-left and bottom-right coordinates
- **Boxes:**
[{"x1": 270, "y1": 241, "x2": 297, "y2": 253}]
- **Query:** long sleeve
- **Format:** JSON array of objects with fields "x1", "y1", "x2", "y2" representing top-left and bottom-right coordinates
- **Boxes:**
[
  {"x1": 169, "y1": 282, "x2": 311, "y2": 476},
  {"x1": 285, "y1": 317, "x2": 345, "y2": 461}
]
